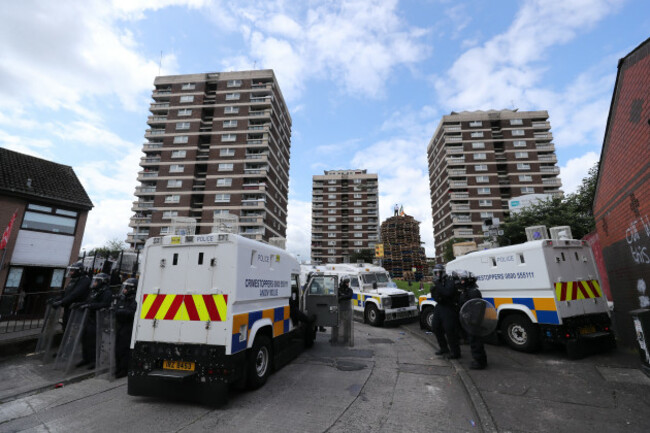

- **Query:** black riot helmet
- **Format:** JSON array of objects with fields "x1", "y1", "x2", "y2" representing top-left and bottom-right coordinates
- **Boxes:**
[
  {"x1": 66, "y1": 261, "x2": 84, "y2": 278},
  {"x1": 121, "y1": 278, "x2": 138, "y2": 295},
  {"x1": 432, "y1": 264, "x2": 446, "y2": 281},
  {"x1": 467, "y1": 271, "x2": 477, "y2": 285},
  {"x1": 91, "y1": 273, "x2": 110, "y2": 289}
]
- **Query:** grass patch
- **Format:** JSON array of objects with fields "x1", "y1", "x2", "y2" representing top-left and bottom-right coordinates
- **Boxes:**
[{"x1": 394, "y1": 280, "x2": 431, "y2": 298}]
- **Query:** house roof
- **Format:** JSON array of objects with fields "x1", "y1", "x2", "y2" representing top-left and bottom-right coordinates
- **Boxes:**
[{"x1": 0, "y1": 147, "x2": 93, "y2": 210}]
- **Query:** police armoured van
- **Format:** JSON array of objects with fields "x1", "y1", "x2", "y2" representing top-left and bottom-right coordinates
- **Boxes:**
[
  {"x1": 445, "y1": 226, "x2": 615, "y2": 357},
  {"x1": 128, "y1": 232, "x2": 332, "y2": 404},
  {"x1": 301, "y1": 263, "x2": 418, "y2": 326}
]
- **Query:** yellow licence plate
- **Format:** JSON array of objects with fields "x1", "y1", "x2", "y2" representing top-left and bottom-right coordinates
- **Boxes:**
[
  {"x1": 579, "y1": 326, "x2": 596, "y2": 335},
  {"x1": 163, "y1": 360, "x2": 195, "y2": 371}
]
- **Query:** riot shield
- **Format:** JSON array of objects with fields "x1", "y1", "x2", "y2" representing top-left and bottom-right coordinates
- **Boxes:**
[
  {"x1": 35, "y1": 304, "x2": 63, "y2": 363},
  {"x1": 331, "y1": 300, "x2": 354, "y2": 347},
  {"x1": 459, "y1": 299, "x2": 498, "y2": 337},
  {"x1": 54, "y1": 308, "x2": 88, "y2": 374},
  {"x1": 95, "y1": 308, "x2": 116, "y2": 379}
]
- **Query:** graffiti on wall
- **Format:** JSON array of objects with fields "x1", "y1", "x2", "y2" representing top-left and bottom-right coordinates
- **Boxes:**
[{"x1": 626, "y1": 214, "x2": 650, "y2": 265}]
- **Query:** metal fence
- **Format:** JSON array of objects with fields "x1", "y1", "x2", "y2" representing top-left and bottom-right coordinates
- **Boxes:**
[{"x1": 0, "y1": 290, "x2": 62, "y2": 334}]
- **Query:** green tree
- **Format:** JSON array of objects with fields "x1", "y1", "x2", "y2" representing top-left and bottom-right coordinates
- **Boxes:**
[
  {"x1": 349, "y1": 249, "x2": 375, "y2": 264},
  {"x1": 89, "y1": 238, "x2": 128, "y2": 259},
  {"x1": 498, "y1": 163, "x2": 598, "y2": 245},
  {"x1": 442, "y1": 238, "x2": 469, "y2": 262}
]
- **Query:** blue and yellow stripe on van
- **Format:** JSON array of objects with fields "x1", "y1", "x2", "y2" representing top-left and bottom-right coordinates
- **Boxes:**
[
  {"x1": 484, "y1": 297, "x2": 559, "y2": 325},
  {"x1": 352, "y1": 293, "x2": 381, "y2": 308},
  {"x1": 231, "y1": 306, "x2": 291, "y2": 354}
]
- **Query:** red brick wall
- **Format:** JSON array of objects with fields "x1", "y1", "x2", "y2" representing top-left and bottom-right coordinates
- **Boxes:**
[{"x1": 593, "y1": 39, "x2": 650, "y2": 349}]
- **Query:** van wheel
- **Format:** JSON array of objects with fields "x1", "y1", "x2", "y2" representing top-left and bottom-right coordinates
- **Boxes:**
[
  {"x1": 500, "y1": 315, "x2": 539, "y2": 352},
  {"x1": 247, "y1": 334, "x2": 272, "y2": 389},
  {"x1": 420, "y1": 307, "x2": 434, "y2": 331},
  {"x1": 365, "y1": 304, "x2": 383, "y2": 327}
]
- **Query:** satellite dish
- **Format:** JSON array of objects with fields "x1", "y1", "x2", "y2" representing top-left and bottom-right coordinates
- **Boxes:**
[{"x1": 459, "y1": 299, "x2": 498, "y2": 336}]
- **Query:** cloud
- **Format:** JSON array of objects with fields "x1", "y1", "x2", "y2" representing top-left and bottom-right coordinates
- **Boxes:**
[
  {"x1": 82, "y1": 198, "x2": 135, "y2": 249},
  {"x1": 286, "y1": 198, "x2": 312, "y2": 261},
  {"x1": 559, "y1": 151, "x2": 599, "y2": 194}
]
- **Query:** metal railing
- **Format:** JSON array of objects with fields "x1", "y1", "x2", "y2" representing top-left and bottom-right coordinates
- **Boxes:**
[{"x1": 0, "y1": 289, "x2": 62, "y2": 334}]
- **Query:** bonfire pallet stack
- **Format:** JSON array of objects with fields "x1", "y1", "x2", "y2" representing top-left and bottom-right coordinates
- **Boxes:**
[{"x1": 380, "y1": 215, "x2": 427, "y2": 280}]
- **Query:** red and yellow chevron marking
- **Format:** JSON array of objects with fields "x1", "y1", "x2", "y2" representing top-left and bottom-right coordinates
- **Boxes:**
[
  {"x1": 554, "y1": 280, "x2": 602, "y2": 302},
  {"x1": 140, "y1": 294, "x2": 228, "y2": 321}
]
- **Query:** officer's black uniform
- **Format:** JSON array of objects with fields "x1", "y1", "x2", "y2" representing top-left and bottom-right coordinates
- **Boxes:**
[
  {"x1": 114, "y1": 278, "x2": 137, "y2": 378},
  {"x1": 431, "y1": 270, "x2": 461, "y2": 358},
  {"x1": 51, "y1": 262, "x2": 91, "y2": 331},
  {"x1": 459, "y1": 277, "x2": 488, "y2": 369},
  {"x1": 77, "y1": 274, "x2": 113, "y2": 368}
]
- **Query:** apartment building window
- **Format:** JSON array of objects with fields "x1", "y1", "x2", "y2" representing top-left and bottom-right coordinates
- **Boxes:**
[
  {"x1": 328, "y1": 225, "x2": 336, "y2": 230},
  {"x1": 227, "y1": 80, "x2": 242, "y2": 87},
  {"x1": 327, "y1": 249, "x2": 336, "y2": 254},
  {"x1": 469, "y1": 121, "x2": 482, "y2": 127},
  {"x1": 171, "y1": 150, "x2": 186, "y2": 158},
  {"x1": 328, "y1": 187, "x2": 336, "y2": 191},
  {"x1": 515, "y1": 152, "x2": 529, "y2": 159},
  {"x1": 167, "y1": 179, "x2": 182, "y2": 188},
  {"x1": 474, "y1": 153, "x2": 487, "y2": 160},
  {"x1": 476, "y1": 176, "x2": 489, "y2": 183},
  {"x1": 225, "y1": 93, "x2": 240, "y2": 100},
  {"x1": 223, "y1": 120, "x2": 237, "y2": 128},
  {"x1": 354, "y1": 209, "x2": 362, "y2": 214},
  {"x1": 170, "y1": 165, "x2": 184, "y2": 173},
  {"x1": 513, "y1": 140, "x2": 527, "y2": 148},
  {"x1": 328, "y1": 209, "x2": 336, "y2": 214},
  {"x1": 521, "y1": 187, "x2": 535, "y2": 194},
  {"x1": 328, "y1": 233, "x2": 336, "y2": 238},
  {"x1": 354, "y1": 201, "x2": 362, "y2": 206},
  {"x1": 213, "y1": 210, "x2": 230, "y2": 217},
  {"x1": 512, "y1": 129, "x2": 525, "y2": 136},
  {"x1": 328, "y1": 180, "x2": 337, "y2": 184},
  {"x1": 220, "y1": 148, "x2": 235, "y2": 157},
  {"x1": 173, "y1": 135, "x2": 189, "y2": 144},
  {"x1": 160, "y1": 227, "x2": 171, "y2": 235},
  {"x1": 475, "y1": 164, "x2": 488, "y2": 171},
  {"x1": 215, "y1": 194, "x2": 230, "y2": 203},
  {"x1": 471, "y1": 131, "x2": 484, "y2": 138},
  {"x1": 354, "y1": 233, "x2": 363, "y2": 238},
  {"x1": 472, "y1": 142, "x2": 485, "y2": 149},
  {"x1": 510, "y1": 118, "x2": 523, "y2": 125},
  {"x1": 176, "y1": 122, "x2": 190, "y2": 130},
  {"x1": 327, "y1": 241, "x2": 336, "y2": 246},
  {"x1": 327, "y1": 194, "x2": 336, "y2": 199},
  {"x1": 517, "y1": 163, "x2": 531, "y2": 170},
  {"x1": 222, "y1": 134, "x2": 236, "y2": 142},
  {"x1": 217, "y1": 178, "x2": 233, "y2": 187},
  {"x1": 519, "y1": 175, "x2": 533, "y2": 182},
  {"x1": 354, "y1": 241, "x2": 363, "y2": 246},
  {"x1": 181, "y1": 83, "x2": 196, "y2": 90},
  {"x1": 328, "y1": 217, "x2": 336, "y2": 222},
  {"x1": 479, "y1": 199, "x2": 492, "y2": 207},
  {"x1": 218, "y1": 163, "x2": 234, "y2": 171},
  {"x1": 480, "y1": 212, "x2": 494, "y2": 219},
  {"x1": 165, "y1": 195, "x2": 180, "y2": 203},
  {"x1": 353, "y1": 193, "x2": 362, "y2": 198},
  {"x1": 354, "y1": 217, "x2": 362, "y2": 222},
  {"x1": 179, "y1": 95, "x2": 194, "y2": 103},
  {"x1": 477, "y1": 187, "x2": 491, "y2": 194},
  {"x1": 353, "y1": 225, "x2": 362, "y2": 230},
  {"x1": 353, "y1": 179, "x2": 362, "y2": 184},
  {"x1": 178, "y1": 109, "x2": 192, "y2": 116},
  {"x1": 224, "y1": 106, "x2": 239, "y2": 114},
  {"x1": 328, "y1": 202, "x2": 336, "y2": 207},
  {"x1": 162, "y1": 211, "x2": 178, "y2": 219}
]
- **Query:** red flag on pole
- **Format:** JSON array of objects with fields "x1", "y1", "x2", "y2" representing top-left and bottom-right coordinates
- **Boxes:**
[{"x1": 0, "y1": 210, "x2": 18, "y2": 250}]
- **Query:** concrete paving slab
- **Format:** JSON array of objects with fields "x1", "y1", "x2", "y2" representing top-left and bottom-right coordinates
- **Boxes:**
[{"x1": 596, "y1": 366, "x2": 650, "y2": 385}]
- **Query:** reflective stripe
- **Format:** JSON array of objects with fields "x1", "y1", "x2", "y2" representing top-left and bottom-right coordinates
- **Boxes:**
[{"x1": 139, "y1": 293, "x2": 228, "y2": 321}]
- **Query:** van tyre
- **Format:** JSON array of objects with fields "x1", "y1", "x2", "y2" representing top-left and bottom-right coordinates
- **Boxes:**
[
  {"x1": 365, "y1": 304, "x2": 383, "y2": 327},
  {"x1": 420, "y1": 307, "x2": 434, "y2": 331},
  {"x1": 501, "y1": 314, "x2": 540, "y2": 352},
  {"x1": 247, "y1": 334, "x2": 272, "y2": 390}
]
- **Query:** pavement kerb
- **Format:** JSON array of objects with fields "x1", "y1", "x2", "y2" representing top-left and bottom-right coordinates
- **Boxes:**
[
  {"x1": 401, "y1": 324, "x2": 498, "y2": 433},
  {"x1": 0, "y1": 369, "x2": 97, "y2": 404}
]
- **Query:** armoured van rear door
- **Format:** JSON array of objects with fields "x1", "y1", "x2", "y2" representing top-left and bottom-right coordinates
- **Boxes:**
[{"x1": 305, "y1": 275, "x2": 339, "y2": 327}]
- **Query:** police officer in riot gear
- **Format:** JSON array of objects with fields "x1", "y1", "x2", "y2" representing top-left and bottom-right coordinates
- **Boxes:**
[
  {"x1": 114, "y1": 278, "x2": 138, "y2": 378},
  {"x1": 50, "y1": 261, "x2": 91, "y2": 331},
  {"x1": 458, "y1": 270, "x2": 488, "y2": 369},
  {"x1": 76, "y1": 273, "x2": 113, "y2": 369},
  {"x1": 430, "y1": 264, "x2": 461, "y2": 359},
  {"x1": 332, "y1": 277, "x2": 353, "y2": 344}
]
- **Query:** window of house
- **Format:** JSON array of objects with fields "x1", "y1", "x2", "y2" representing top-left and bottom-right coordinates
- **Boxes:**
[
  {"x1": 165, "y1": 195, "x2": 180, "y2": 203},
  {"x1": 471, "y1": 131, "x2": 484, "y2": 138},
  {"x1": 167, "y1": 179, "x2": 182, "y2": 188},
  {"x1": 21, "y1": 204, "x2": 78, "y2": 235},
  {"x1": 354, "y1": 225, "x2": 362, "y2": 230},
  {"x1": 227, "y1": 80, "x2": 242, "y2": 87},
  {"x1": 179, "y1": 95, "x2": 194, "y2": 103},
  {"x1": 354, "y1": 201, "x2": 362, "y2": 206},
  {"x1": 517, "y1": 163, "x2": 531, "y2": 170},
  {"x1": 178, "y1": 109, "x2": 192, "y2": 116},
  {"x1": 353, "y1": 193, "x2": 362, "y2": 198},
  {"x1": 476, "y1": 176, "x2": 489, "y2": 183},
  {"x1": 521, "y1": 187, "x2": 535, "y2": 194},
  {"x1": 173, "y1": 135, "x2": 189, "y2": 144},
  {"x1": 510, "y1": 118, "x2": 523, "y2": 125},
  {"x1": 353, "y1": 179, "x2": 362, "y2": 184},
  {"x1": 169, "y1": 165, "x2": 184, "y2": 173},
  {"x1": 477, "y1": 187, "x2": 491, "y2": 194},
  {"x1": 213, "y1": 210, "x2": 230, "y2": 217},
  {"x1": 171, "y1": 150, "x2": 186, "y2": 158},
  {"x1": 162, "y1": 211, "x2": 178, "y2": 219},
  {"x1": 515, "y1": 152, "x2": 529, "y2": 159},
  {"x1": 215, "y1": 194, "x2": 230, "y2": 202},
  {"x1": 328, "y1": 225, "x2": 336, "y2": 230},
  {"x1": 354, "y1": 209, "x2": 362, "y2": 214},
  {"x1": 354, "y1": 233, "x2": 363, "y2": 238},
  {"x1": 224, "y1": 106, "x2": 239, "y2": 114},
  {"x1": 217, "y1": 178, "x2": 233, "y2": 187},
  {"x1": 474, "y1": 153, "x2": 487, "y2": 160},
  {"x1": 218, "y1": 163, "x2": 234, "y2": 171},
  {"x1": 479, "y1": 199, "x2": 492, "y2": 207},
  {"x1": 354, "y1": 217, "x2": 362, "y2": 222},
  {"x1": 328, "y1": 194, "x2": 336, "y2": 199},
  {"x1": 328, "y1": 217, "x2": 336, "y2": 222},
  {"x1": 519, "y1": 175, "x2": 532, "y2": 182},
  {"x1": 512, "y1": 129, "x2": 525, "y2": 136},
  {"x1": 513, "y1": 140, "x2": 527, "y2": 147},
  {"x1": 475, "y1": 164, "x2": 488, "y2": 171},
  {"x1": 354, "y1": 241, "x2": 363, "y2": 246},
  {"x1": 223, "y1": 120, "x2": 237, "y2": 128},
  {"x1": 220, "y1": 148, "x2": 235, "y2": 157},
  {"x1": 328, "y1": 180, "x2": 337, "y2": 184},
  {"x1": 328, "y1": 201, "x2": 336, "y2": 207},
  {"x1": 328, "y1": 209, "x2": 336, "y2": 214},
  {"x1": 328, "y1": 233, "x2": 336, "y2": 238},
  {"x1": 472, "y1": 142, "x2": 485, "y2": 149},
  {"x1": 328, "y1": 187, "x2": 336, "y2": 192},
  {"x1": 225, "y1": 93, "x2": 240, "y2": 100},
  {"x1": 222, "y1": 134, "x2": 236, "y2": 142},
  {"x1": 181, "y1": 83, "x2": 196, "y2": 90},
  {"x1": 469, "y1": 121, "x2": 482, "y2": 127}
]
